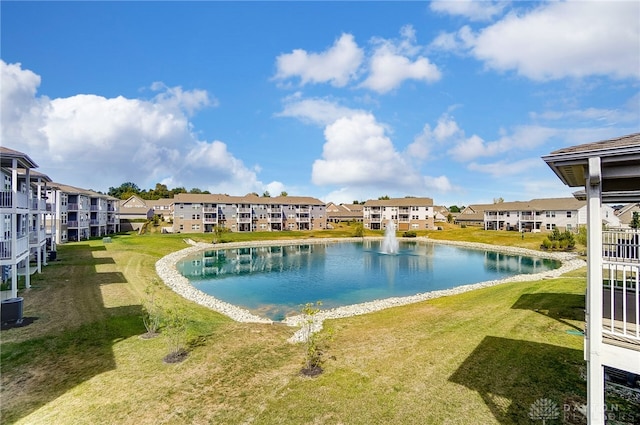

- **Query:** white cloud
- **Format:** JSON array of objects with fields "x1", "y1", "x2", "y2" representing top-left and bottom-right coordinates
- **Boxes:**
[
  {"x1": 1, "y1": 61, "x2": 49, "y2": 151},
  {"x1": 274, "y1": 33, "x2": 364, "y2": 87},
  {"x1": 469, "y1": 1, "x2": 640, "y2": 81},
  {"x1": 423, "y1": 175, "x2": 456, "y2": 193},
  {"x1": 311, "y1": 112, "x2": 459, "y2": 198},
  {"x1": 276, "y1": 93, "x2": 365, "y2": 126},
  {"x1": 407, "y1": 113, "x2": 462, "y2": 160},
  {"x1": 430, "y1": 1, "x2": 508, "y2": 22},
  {"x1": 531, "y1": 93, "x2": 640, "y2": 125},
  {"x1": 361, "y1": 25, "x2": 441, "y2": 93},
  {"x1": 312, "y1": 113, "x2": 421, "y2": 187},
  {"x1": 150, "y1": 82, "x2": 215, "y2": 116},
  {"x1": 467, "y1": 157, "x2": 543, "y2": 177},
  {"x1": 448, "y1": 125, "x2": 558, "y2": 162},
  {"x1": 1, "y1": 60, "x2": 271, "y2": 194}
]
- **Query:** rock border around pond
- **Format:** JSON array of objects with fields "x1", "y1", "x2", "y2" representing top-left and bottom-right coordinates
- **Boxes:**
[{"x1": 155, "y1": 237, "x2": 586, "y2": 343}]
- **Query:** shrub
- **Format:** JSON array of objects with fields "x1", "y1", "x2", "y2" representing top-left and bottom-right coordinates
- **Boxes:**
[
  {"x1": 299, "y1": 301, "x2": 332, "y2": 377},
  {"x1": 141, "y1": 279, "x2": 162, "y2": 338},
  {"x1": 402, "y1": 231, "x2": 417, "y2": 238},
  {"x1": 542, "y1": 238, "x2": 552, "y2": 250},
  {"x1": 353, "y1": 223, "x2": 364, "y2": 238},
  {"x1": 163, "y1": 309, "x2": 188, "y2": 363}
]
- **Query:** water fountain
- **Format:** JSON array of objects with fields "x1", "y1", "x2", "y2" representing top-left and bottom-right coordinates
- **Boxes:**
[{"x1": 381, "y1": 219, "x2": 399, "y2": 254}]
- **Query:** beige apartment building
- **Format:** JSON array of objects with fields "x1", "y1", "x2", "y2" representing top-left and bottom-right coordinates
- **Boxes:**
[
  {"x1": 362, "y1": 197, "x2": 435, "y2": 231},
  {"x1": 172, "y1": 193, "x2": 326, "y2": 233},
  {"x1": 483, "y1": 197, "x2": 619, "y2": 232},
  {"x1": 46, "y1": 183, "x2": 120, "y2": 244}
]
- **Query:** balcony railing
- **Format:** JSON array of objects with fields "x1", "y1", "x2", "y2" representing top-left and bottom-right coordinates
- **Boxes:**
[
  {"x1": 602, "y1": 230, "x2": 640, "y2": 346},
  {"x1": 0, "y1": 236, "x2": 29, "y2": 260},
  {"x1": 0, "y1": 191, "x2": 29, "y2": 209}
]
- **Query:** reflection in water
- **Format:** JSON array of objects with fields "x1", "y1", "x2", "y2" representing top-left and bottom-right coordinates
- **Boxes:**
[{"x1": 176, "y1": 241, "x2": 561, "y2": 321}]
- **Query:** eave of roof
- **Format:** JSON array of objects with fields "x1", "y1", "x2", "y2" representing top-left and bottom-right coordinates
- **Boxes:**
[
  {"x1": 542, "y1": 133, "x2": 640, "y2": 203},
  {"x1": 0, "y1": 147, "x2": 39, "y2": 169}
]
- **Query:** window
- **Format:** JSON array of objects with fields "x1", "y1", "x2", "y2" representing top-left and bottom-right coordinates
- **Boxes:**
[
  {"x1": 192, "y1": 214, "x2": 200, "y2": 220},
  {"x1": 546, "y1": 211, "x2": 556, "y2": 218},
  {"x1": 566, "y1": 211, "x2": 572, "y2": 218},
  {"x1": 191, "y1": 224, "x2": 200, "y2": 230}
]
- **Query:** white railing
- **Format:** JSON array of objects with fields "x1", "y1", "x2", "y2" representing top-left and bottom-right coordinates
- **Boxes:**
[
  {"x1": 603, "y1": 229, "x2": 640, "y2": 263},
  {"x1": 203, "y1": 215, "x2": 217, "y2": 224},
  {"x1": 0, "y1": 191, "x2": 29, "y2": 209},
  {"x1": 602, "y1": 231, "x2": 640, "y2": 344}
]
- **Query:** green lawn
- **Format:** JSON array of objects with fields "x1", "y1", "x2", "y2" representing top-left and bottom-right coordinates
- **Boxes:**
[{"x1": 1, "y1": 228, "x2": 591, "y2": 424}]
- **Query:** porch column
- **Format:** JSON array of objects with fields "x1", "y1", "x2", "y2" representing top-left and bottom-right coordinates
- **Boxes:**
[
  {"x1": 11, "y1": 159, "x2": 18, "y2": 298},
  {"x1": 24, "y1": 167, "x2": 30, "y2": 290},
  {"x1": 586, "y1": 156, "x2": 605, "y2": 424}
]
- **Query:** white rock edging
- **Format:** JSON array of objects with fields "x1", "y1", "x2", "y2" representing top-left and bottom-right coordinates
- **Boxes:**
[{"x1": 155, "y1": 237, "x2": 586, "y2": 343}]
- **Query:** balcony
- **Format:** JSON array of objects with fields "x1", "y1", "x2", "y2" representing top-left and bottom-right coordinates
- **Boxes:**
[
  {"x1": 29, "y1": 228, "x2": 46, "y2": 244},
  {"x1": 0, "y1": 191, "x2": 29, "y2": 209},
  {"x1": 0, "y1": 235, "x2": 29, "y2": 260},
  {"x1": 31, "y1": 198, "x2": 47, "y2": 211},
  {"x1": 203, "y1": 214, "x2": 217, "y2": 224},
  {"x1": 602, "y1": 230, "x2": 640, "y2": 349},
  {"x1": 237, "y1": 215, "x2": 252, "y2": 224}
]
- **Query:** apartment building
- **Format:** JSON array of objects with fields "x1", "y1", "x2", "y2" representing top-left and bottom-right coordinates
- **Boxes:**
[
  {"x1": 543, "y1": 133, "x2": 640, "y2": 424},
  {"x1": 325, "y1": 202, "x2": 364, "y2": 224},
  {"x1": 362, "y1": 197, "x2": 434, "y2": 231},
  {"x1": 1, "y1": 147, "x2": 50, "y2": 301},
  {"x1": 171, "y1": 193, "x2": 326, "y2": 233},
  {"x1": 483, "y1": 198, "x2": 619, "y2": 232},
  {"x1": 46, "y1": 183, "x2": 120, "y2": 244}
]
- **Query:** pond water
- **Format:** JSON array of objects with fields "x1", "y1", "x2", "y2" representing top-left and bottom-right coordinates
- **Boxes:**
[{"x1": 176, "y1": 240, "x2": 561, "y2": 321}]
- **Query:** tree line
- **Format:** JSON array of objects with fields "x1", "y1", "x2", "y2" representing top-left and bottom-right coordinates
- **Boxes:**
[
  {"x1": 107, "y1": 182, "x2": 208, "y2": 200},
  {"x1": 108, "y1": 182, "x2": 290, "y2": 201}
]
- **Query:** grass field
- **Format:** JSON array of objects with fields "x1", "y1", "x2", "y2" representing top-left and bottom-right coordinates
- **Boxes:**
[{"x1": 0, "y1": 226, "x2": 598, "y2": 424}]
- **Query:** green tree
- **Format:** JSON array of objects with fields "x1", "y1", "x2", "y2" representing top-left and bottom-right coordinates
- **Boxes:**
[
  {"x1": 108, "y1": 182, "x2": 141, "y2": 199},
  {"x1": 378, "y1": 195, "x2": 390, "y2": 200},
  {"x1": 449, "y1": 205, "x2": 461, "y2": 213},
  {"x1": 212, "y1": 225, "x2": 228, "y2": 244},
  {"x1": 631, "y1": 211, "x2": 640, "y2": 229},
  {"x1": 353, "y1": 222, "x2": 364, "y2": 237},
  {"x1": 262, "y1": 191, "x2": 271, "y2": 197},
  {"x1": 280, "y1": 191, "x2": 288, "y2": 197}
]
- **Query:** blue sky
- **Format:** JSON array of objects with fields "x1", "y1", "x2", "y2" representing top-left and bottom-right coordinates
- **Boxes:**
[{"x1": 2, "y1": 1, "x2": 639, "y2": 207}]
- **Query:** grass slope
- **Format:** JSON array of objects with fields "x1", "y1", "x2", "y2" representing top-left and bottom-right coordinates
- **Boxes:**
[{"x1": 1, "y1": 228, "x2": 589, "y2": 424}]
